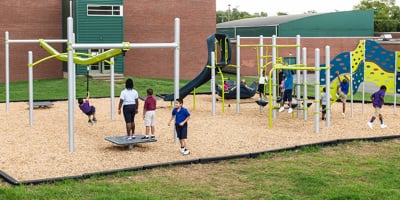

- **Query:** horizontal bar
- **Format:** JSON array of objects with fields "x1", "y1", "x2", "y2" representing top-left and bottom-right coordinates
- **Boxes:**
[
  {"x1": 7, "y1": 39, "x2": 67, "y2": 43},
  {"x1": 72, "y1": 43, "x2": 178, "y2": 49}
]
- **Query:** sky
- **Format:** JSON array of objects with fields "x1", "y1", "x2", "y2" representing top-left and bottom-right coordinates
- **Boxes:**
[{"x1": 216, "y1": 0, "x2": 400, "y2": 16}]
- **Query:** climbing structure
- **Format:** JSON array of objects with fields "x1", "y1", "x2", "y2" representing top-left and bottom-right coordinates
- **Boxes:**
[{"x1": 321, "y1": 39, "x2": 398, "y2": 101}]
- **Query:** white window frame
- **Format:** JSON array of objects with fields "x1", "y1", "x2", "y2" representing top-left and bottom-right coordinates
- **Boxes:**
[{"x1": 87, "y1": 4, "x2": 123, "y2": 16}]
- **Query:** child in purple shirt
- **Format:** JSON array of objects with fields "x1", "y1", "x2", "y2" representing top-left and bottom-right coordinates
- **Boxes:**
[
  {"x1": 367, "y1": 85, "x2": 387, "y2": 129},
  {"x1": 78, "y1": 92, "x2": 97, "y2": 124}
]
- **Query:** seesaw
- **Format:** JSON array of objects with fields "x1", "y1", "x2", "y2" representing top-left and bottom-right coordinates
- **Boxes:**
[
  {"x1": 105, "y1": 135, "x2": 157, "y2": 150},
  {"x1": 26, "y1": 101, "x2": 54, "y2": 108}
]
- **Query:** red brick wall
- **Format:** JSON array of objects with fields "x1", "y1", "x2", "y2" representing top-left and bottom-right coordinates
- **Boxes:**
[
  {"x1": 124, "y1": 0, "x2": 216, "y2": 79},
  {"x1": 0, "y1": 0, "x2": 216, "y2": 82},
  {"x1": 0, "y1": 1, "x2": 63, "y2": 82}
]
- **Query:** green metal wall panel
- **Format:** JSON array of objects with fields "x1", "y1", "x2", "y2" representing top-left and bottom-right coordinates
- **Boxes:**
[
  {"x1": 217, "y1": 26, "x2": 277, "y2": 38},
  {"x1": 74, "y1": 0, "x2": 124, "y2": 75},
  {"x1": 216, "y1": 28, "x2": 235, "y2": 38},
  {"x1": 279, "y1": 10, "x2": 374, "y2": 37}
]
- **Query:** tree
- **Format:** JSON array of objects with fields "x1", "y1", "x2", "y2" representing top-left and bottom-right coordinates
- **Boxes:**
[
  {"x1": 216, "y1": 9, "x2": 268, "y2": 24},
  {"x1": 354, "y1": 0, "x2": 400, "y2": 32}
]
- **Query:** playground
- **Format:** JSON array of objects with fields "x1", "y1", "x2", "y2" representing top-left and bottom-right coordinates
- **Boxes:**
[{"x1": 0, "y1": 94, "x2": 399, "y2": 183}]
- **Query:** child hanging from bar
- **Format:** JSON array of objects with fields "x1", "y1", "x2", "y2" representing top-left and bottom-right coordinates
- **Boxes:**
[{"x1": 78, "y1": 92, "x2": 97, "y2": 124}]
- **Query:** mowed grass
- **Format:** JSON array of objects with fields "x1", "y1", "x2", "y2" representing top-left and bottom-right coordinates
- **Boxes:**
[
  {"x1": 0, "y1": 75, "x2": 251, "y2": 102},
  {"x1": 0, "y1": 140, "x2": 399, "y2": 199}
]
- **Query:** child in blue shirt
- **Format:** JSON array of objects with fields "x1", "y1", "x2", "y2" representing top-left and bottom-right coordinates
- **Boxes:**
[
  {"x1": 168, "y1": 98, "x2": 191, "y2": 155},
  {"x1": 279, "y1": 68, "x2": 294, "y2": 113}
]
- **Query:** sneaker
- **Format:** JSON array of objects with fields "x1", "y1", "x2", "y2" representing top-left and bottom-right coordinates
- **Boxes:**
[
  {"x1": 279, "y1": 107, "x2": 285, "y2": 112},
  {"x1": 288, "y1": 108, "x2": 293, "y2": 113},
  {"x1": 180, "y1": 147, "x2": 185, "y2": 153},
  {"x1": 88, "y1": 119, "x2": 93, "y2": 124},
  {"x1": 183, "y1": 149, "x2": 190, "y2": 155},
  {"x1": 380, "y1": 124, "x2": 387, "y2": 129},
  {"x1": 131, "y1": 135, "x2": 136, "y2": 139},
  {"x1": 141, "y1": 135, "x2": 150, "y2": 139},
  {"x1": 367, "y1": 122, "x2": 373, "y2": 129},
  {"x1": 341, "y1": 113, "x2": 345, "y2": 118},
  {"x1": 150, "y1": 135, "x2": 156, "y2": 139},
  {"x1": 92, "y1": 117, "x2": 97, "y2": 122},
  {"x1": 125, "y1": 136, "x2": 132, "y2": 140}
]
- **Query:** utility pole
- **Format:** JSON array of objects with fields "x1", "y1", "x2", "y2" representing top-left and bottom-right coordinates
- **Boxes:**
[{"x1": 228, "y1": 4, "x2": 231, "y2": 21}]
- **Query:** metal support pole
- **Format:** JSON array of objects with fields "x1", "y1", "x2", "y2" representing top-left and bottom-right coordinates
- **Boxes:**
[
  {"x1": 211, "y1": 51, "x2": 216, "y2": 116},
  {"x1": 314, "y1": 49, "x2": 320, "y2": 133},
  {"x1": 28, "y1": 51, "x2": 33, "y2": 126},
  {"x1": 236, "y1": 35, "x2": 241, "y2": 113},
  {"x1": 272, "y1": 35, "x2": 277, "y2": 119},
  {"x1": 302, "y1": 48, "x2": 308, "y2": 120},
  {"x1": 5, "y1": 31, "x2": 10, "y2": 111},
  {"x1": 325, "y1": 46, "x2": 331, "y2": 127},
  {"x1": 110, "y1": 57, "x2": 115, "y2": 120},
  {"x1": 173, "y1": 18, "x2": 180, "y2": 144},
  {"x1": 67, "y1": 17, "x2": 75, "y2": 152},
  {"x1": 296, "y1": 35, "x2": 301, "y2": 118}
]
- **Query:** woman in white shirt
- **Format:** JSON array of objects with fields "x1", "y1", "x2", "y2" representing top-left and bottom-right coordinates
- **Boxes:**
[{"x1": 118, "y1": 78, "x2": 139, "y2": 140}]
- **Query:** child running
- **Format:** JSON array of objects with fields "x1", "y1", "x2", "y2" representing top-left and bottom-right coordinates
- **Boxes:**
[
  {"x1": 168, "y1": 98, "x2": 191, "y2": 155},
  {"x1": 367, "y1": 85, "x2": 387, "y2": 129},
  {"x1": 78, "y1": 92, "x2": 97, "y2": 124},
  {"x1": 336, "y1": 71, "x2": 350, "y2": 118},
  {"x1": 142, "y1": 88, "x2": 156, "y2": 140}
]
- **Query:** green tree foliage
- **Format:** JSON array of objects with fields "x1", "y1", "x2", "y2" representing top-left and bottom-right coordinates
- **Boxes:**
[
  {"x1": 354, "y1": 0, "x2": 400, "y2": 31},
  {"x1": 216, "y1": 8, "x2": 267, "y2": 23}
]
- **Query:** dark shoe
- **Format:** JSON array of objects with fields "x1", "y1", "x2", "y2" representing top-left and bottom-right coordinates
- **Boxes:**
[
  {"x1": 141, "y1": 135, "x2": 150, "y2": 139},
  {"x1": 88, "y1": 119, "x2": 93, "y2": 124},
  {"x1": 92, "y1": 117, "x2": 97, "y2": 122},
  {"x1": 150, "y1": 135, "x2": 156, "y2": 139}
]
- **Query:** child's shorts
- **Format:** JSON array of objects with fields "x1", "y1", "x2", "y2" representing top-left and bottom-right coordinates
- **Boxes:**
[
  {"x1": 321, "y1": 105, "x2": 326, "y2": 114},
  {"x1": 123, "y1": 104, "x2": 136, "y2": 123},
  {"x1": 144, "y1": 110, "x2": 156, "y2": 126},
  {"x1": 282, "y1": 89, "x2": 293, "y2": 102},
  {"x1": 257, "y1": 84, "x2": 264, "y2": 94},
  {"x1": 175, "y1": 123, "x2": 188, "y2": 139},
  {"x1": 85, "y1": 106, "x2": 96, "y2": 116}
]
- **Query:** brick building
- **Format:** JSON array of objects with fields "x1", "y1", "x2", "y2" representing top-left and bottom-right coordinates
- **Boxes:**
[{"x1": 0, "y1": 0, "x2": 216, "y2": 82}]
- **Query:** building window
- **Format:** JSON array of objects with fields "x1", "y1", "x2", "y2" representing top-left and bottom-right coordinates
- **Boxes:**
[{"x1": 87, "y1": 5, "x2": 123, "y2": 16}]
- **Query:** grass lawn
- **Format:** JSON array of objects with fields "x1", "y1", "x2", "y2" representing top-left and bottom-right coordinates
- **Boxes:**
[{"x1": 0, "y1": 140, "x2": 398, "y2": 199}]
